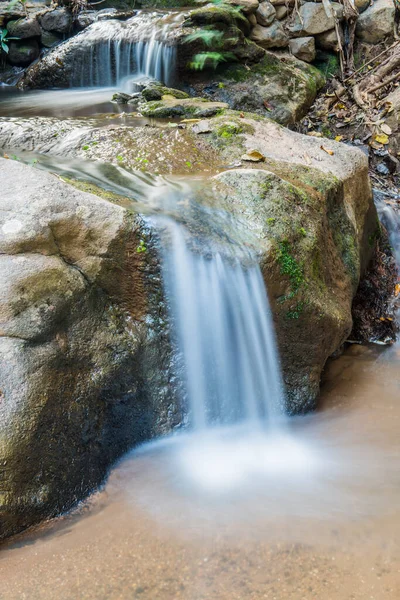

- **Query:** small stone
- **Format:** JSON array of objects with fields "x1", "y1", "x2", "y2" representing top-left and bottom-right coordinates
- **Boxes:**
[
  {"x1": 355, "y1": 0, "x2": 371, "y2": 13},
  {"x1": 250, "y1": 21, "x2": 289, "y2": 48},
  {"x1": 7, "y1": 18, "x2": 41, "y2": 39},
  {"x1": 40, "y1": 8, "x2": 72, "y2": 33},
  {"x1": 315, "y1": 28, "x2": 343, "y2": 51},
  {"x1": 275, "y1": 5, "x2": 289, "y2": 19},
  {"x1": 289, "y1": 36, "x2": 316, "y2": 62},
  {"x1": 227, "y1": 0, "x2": 260, "y2": 14},
  {"x1": 40, "y1": 30, "x2": 62, "y2": 48},
  {"x1": 192, "y1": 120, "x2": 213, "y2": 134},
  {"x1": 8, "y1": 40, "x2": 40, "y2": 67},
  {"x1": 255, "y1": 1, "x2": 276, "y2": 26},
  {"x1": 376, "y1": 162, "x2": 390, "y2": 175}
]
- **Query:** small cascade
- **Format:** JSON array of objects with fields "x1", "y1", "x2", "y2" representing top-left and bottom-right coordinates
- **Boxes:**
[
  {"x1": 70, "y1": 11, "x2": 180, "y2": 88},
  {"x1": 161, "y1": 220, "x2": 285, "y2": 431}
]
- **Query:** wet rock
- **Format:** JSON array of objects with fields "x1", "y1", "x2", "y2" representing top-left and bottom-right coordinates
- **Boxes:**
[
  {"x1": 40, "y1": 30, "x2": 63, "y2": 48},
  {"x1": 141, "y1": 82, "x2": 189, "y2": 102},
  {"x1": 184, "y1": 4, "x2": 251, "y2": 35},
  {"x1": 40, "y1": 8, "x2": 72, "y2": 33},
  {"x1": 355, "y1": 0, "x2": 395, "y2": 43},
  {"x1": 288, "y1": 2, "x2": 343, "y2": 36},
  {"x1": 250, "y1": 21, "x2": 289, "y2": 48},
  {"x1": 8, "y1": 40, "x2": 40, "y2": 67},
  {"x1": 289, "y1": 36, "x2": 316, "y2": 62},
  {"x1": 7, "y1": 17, "x2": 41, "y2": 39},
  {"x1": 111, "y1": 92, "x2": 132, "y2": 104},
  {"x1": 139, "y1": 97, "x2": 228, "y2": 118},
  {"x1": 0, "y1": 157, "x2": 181, "y2": 542},
  {"x1": 255, "y1": 1, "x2": 276, "y2": 26},
  {"x1": 75, "y1": 10, "x2": 97, "y2": 30}
]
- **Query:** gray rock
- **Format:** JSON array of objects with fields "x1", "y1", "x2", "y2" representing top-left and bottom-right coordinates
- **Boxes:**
[
  {"x1": 289, "y1": 36, "x2": 316, "y2": 62},
  {"x1": 250, "y1": 21, "x2": 289, "y2": 48},
  {"x1": 315, "y1": 28, "x2": 342, "y2": 50},
  {"x1": 248, "y1": 12, "x2": 258, "y2": 25},
  {"x1": 275, "y1": 5, "x2": 289, "y2": 19},
  {"x1": 255, "y1": 1, "x2": 276, "y2": 26},
  {"x1": 7, "y1": 17, "x2": 41, "y2": 39},
  {"x1": 40, "y1": 8, "x2": 72, "y2": 33},
  {"x1": 288, "y1": 1, "x2": 344, "y2": 35},
  {"x1": 227, "y1": 0, "x2": 260, "y2": 14},
  {"x1": 75, "y1": 10, "x2": 97, "y2": 30},
  {"x1": 8, "y1": 40, "x2": 40, "y2": 67},
  {"x1": 356, "y1": 0, "x2": 395, "y2": 43}
]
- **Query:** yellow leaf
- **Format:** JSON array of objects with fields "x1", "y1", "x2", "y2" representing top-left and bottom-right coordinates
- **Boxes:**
[
  {"x1": 375, "y1": 133, "x2": 389, "y2": 145},
  {"x1": 181, "y1": 119, "x2": 201, "y2": 123},
  {"x1": 307, "y1": 131, "x2": 323, "y2": 138},
  {"x1": 395, "y1": 283, "x2": 400, "y2": 296},
  {"x1": 320, "y1": 145, "x2": 334, "y2": 156},
  {"x1": 335, "y1": 135, "x2": 343, "y2": 142},
  {"x1": 241, "y1": 150, "x2": 266, "y2": 162}
]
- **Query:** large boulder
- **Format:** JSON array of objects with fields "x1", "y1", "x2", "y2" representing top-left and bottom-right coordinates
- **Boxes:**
[
  {"x1": 0, "y1": 110, "x2": 378, "y2": 417},
  {"x1": 355, "y1": 0, "x2": 395, "y2": 43},
  {"x1": 186, "y1": 53, "x2": 325, "y2": 125},
  {"x1": 0, "y1": 159, "x2": 181, "y2": 541}
]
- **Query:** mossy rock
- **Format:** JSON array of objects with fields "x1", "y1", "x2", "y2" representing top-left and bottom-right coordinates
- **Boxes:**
[{"x1": 139, "y1": 97, "x2": 229, "y2": 118}]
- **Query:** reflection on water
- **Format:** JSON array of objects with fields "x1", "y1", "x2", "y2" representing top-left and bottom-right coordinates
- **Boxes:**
[{"x1": 1, "y1": 343, "x2": 400, "y2": 600}]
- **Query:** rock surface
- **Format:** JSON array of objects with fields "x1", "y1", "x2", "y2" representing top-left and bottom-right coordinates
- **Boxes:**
[
  {"x1": 0, "y1": 158, "x2": 181, "y2": 541},
  {"x1": 288, "y1": 2, "x2": 343, "y2": 35},
  {"x1": 7, "y1": 17, "x2": 41, "y2": 39},
  {"x1": 355, "y1": 0, "x2": 395, "y2": 43},
  {"x1": 40, "y1": 7, "x2": 72, "y2": 33}
]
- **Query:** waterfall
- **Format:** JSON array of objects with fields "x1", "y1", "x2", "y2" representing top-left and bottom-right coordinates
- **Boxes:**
[
  {"x1": 161, "y1": 221, "x2": 285, "y2": 431},
  {"x1": 70, "y1": 12, "x2": 178, "y2": 88}
]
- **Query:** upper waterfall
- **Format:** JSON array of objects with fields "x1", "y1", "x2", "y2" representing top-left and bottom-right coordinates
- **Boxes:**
[{"x1": 69, "y1": 11, "x2": 182, "y2": 87}]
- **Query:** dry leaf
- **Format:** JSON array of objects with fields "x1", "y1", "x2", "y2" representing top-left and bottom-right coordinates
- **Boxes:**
[
  {"x1": 320, "y1": 145, "x2": 334, "y2": 156},
  {"x1": 241, "y1": 150, "x2": 266, "y2": 162},
  {"x1": 335, "y1": 135, "x2": 343, "y2": 142},
  {"x1": 395, "y1": 283, "x2": 400, "y2": 296},
  {"x1": 307, "y1": 131, "x2": 323, "y2": 138},
  {"x1": 181, "y1": 119, "x2": 201, "y2": 124}
]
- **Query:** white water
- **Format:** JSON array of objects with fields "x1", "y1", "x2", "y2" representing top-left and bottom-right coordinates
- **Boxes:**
[
  {"x1": 71, "y1": 12, "x2": 178, "y2": 87},
  {"x1": 161, "y1": 221, "x2": 285, "y2": 432}
]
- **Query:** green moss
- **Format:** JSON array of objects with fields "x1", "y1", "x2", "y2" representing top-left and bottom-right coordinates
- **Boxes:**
[
  {"x1": 216, "y1": 122, "x2": 243, "y2": 138},
  {"x1": 286, "y1": 301, "x2": 305, "y2": 320},
  {"x1": 276, "y1": 239, "x2": 305, "y2": 298}
]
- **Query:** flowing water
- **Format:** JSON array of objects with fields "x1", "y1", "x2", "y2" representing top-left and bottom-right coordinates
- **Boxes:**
[{"x1": 1, "y1": 18, "x2": 400, "y2": 596}]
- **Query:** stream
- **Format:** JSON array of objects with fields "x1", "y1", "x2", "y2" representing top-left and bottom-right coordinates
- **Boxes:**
[{"x1": 1, "y1": 15, "x2": 400, "y2": 599}]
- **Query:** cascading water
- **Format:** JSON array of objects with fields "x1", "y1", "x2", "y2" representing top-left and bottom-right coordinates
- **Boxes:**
[
  {"x1": 159, "y1": 219, "x2": 285, "y2": 432},
  {"x1": 71, "y1": 12, "x2": 179, "y2": 88}
]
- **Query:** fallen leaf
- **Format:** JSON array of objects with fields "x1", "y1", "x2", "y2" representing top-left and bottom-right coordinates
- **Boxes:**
[
  {"x1": 241, "y1": 150, "x2": 266, "y2": 162},
  {"x1": 307, "y1": 131, "x2": 323, "y2": 138},
  {"x1": 395, "y1": 283, "x2": 400, "y2": 296},
  {"x1": 380, "y1": 123, "x2": 392, "y2": 135},
  {"x1": 335, "y1": 135, "x2": 343, "y2": 142},
  {"x1": 240, "y1": 112, "x2": 245, "y2": 118},
  {"x1": 320, "y1": 145, "x2": 334, "y2": 156},
  {"x1": 181, "y1": 119, "x2": 201, "y2": 124},
  {"x1": 374, "y1": 133, "x2": 389, "y2": 145}
]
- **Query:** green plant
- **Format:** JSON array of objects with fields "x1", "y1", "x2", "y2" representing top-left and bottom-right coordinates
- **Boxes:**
[
  {"x1": 276, "y1": 239, "x2": 304, "y2": 298},
  {"x1": 0, "y1": 26, "x2": 18, "y2": 55},
  {"x1": 136, "y1": 239, "x2": 147, "y2": 253}
]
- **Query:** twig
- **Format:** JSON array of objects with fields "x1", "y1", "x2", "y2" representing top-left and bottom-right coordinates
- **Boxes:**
[
  {"x1": 343, "y1": 41, "x2": 400, "y2": 83},
  {"x1": 367, "y1": 71, "x2": 400, "y2": 94}
]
